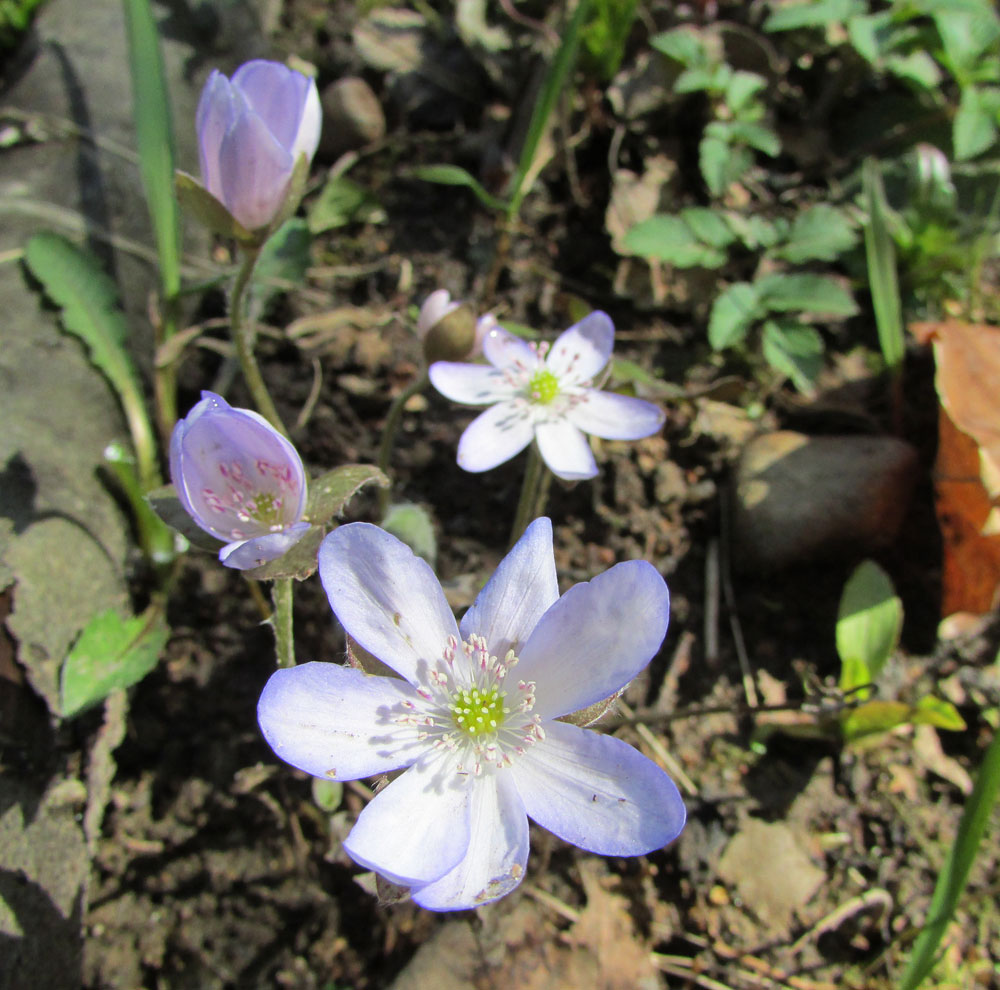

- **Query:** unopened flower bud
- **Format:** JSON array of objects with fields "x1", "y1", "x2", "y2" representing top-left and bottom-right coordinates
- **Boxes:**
[
  {"x1": 196, "y1": 60, "x2": 321, "y2": 232},
  {"x1": 417, "y1": 290, "x2": 477, "y2": 363}
]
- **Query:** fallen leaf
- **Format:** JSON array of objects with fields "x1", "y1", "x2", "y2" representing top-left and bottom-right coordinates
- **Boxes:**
[{"x1": 911, "y1": 320, "x2": 1000, "y2": 616}]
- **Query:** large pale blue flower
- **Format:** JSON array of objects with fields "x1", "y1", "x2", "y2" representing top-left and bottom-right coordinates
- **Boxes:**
[
  {"x1": 428, "y1": 311, "x2": 665, "y2": 480},
  {"x1": 196, "y1": 60, "x2": 321, "y2": 231},
  {"x1": 169, "y1": 391, "x2": 310, "y2": 569},
  {"x1": 258, "y1": 518, "x2": 685, "y2": 911}
]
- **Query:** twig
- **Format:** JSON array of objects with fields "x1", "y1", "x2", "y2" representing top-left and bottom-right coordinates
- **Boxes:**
[{"x1": 720, "y1": 495, "x2": 759, "y2": 708}]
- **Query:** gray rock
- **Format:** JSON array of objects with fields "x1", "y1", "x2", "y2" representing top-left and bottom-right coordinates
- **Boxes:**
[
  {"x1": 732, "y1": 431, "x2": 919, "y2": 570},
  {"x1": 319, "y1": 76, "x2": 386, "y2": 159}
]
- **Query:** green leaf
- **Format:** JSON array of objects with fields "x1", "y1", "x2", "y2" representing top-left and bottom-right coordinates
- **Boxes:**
[
  {"x1": 836, "y1": 560, "x2": 902, "y2": 689},
  {"x1": 839, "y1": 656, "x2": 873, "y2": 696},
  {"x1": 700, "y1": 135, "x2": 753, "y2": 196},
  {"x1": 707, "y1": 119, "x2": 782, "y2": 156},
  {"x1": 307, "y1": 176, "x2": 385, "y2": 234},
  {"x1": 761, "y1": 319, "x2": 825, "y2": 392},
  {"x1": 60, "y1": 604, "x2": 169, "y2": 718},
  {"x1": 708, "y1": 282, "x2": 761, "y2": 349},
  {"x1": 911, "y1": 695, "x2": 967, "y2": 731},
  {"x1": 250, "y1": 219, "x2": 313, "y2": 317},
  {"x1": 408, "y1": 164, "x2": 509, "y2": 212},
  {"x1": 862, "y1": 157, "x2": 906, "y2": 370},
  {"x1": 580, "y1": 0, "x2": 639, "y2": 81},
  {"x1": 381, "y1": 503, "x2": 437, "y2": 567},
  {"x1": 175, "y1": 171, "x2": 257, "y2": 245},
  {"x1": 243, "y1": 526, "x2": 324, "y2": 581},
  {"x1": 773, "y1": 204, "x2": 858, "y2": 262},
  {"x1": 885, "y1": 51, "x2": 943, "y2": 90},
  {"x1": 764, "y1": 0, "x2": 866, "y2": 32},
  {"x1": 311, "y1": 777, "x2": 344, "y2": 811},
  {"x1": 725, "y1": 71, "x2": 768, "y2": 113},
  {"x1": 725, "y1": 213, "x2": 784, "y2": 249},
  {"x1": 304, "y1": 463, "x2": 390, "y2": 525},
  {"x1": 681, "y1": 207, "x2": 737, "y2": 249},
  {"x1": 755, "y1": 272, "x2": 859, "y2": 316},
  {"x1": 840, "y1": 699, "x2": 915, "y2": 741},
  {"x1": 123, "y1": 0, "x2": 181, "y2": 300},
  {"x1": 623, "y1": 214, "x2": 729, "y2": 268},
  {"x1": 650, "y1": 27, "x2": 708, "y2": 67},
  {"x1": 899, "y1": 728, "x2": 1000, "y2": 990},
  {"x1": 953, "y1": 85, "x2": 999, "y2": 160},
  {"x1": 932, "y1": 8, "x2": 1000, "y2": 85},
  {"x1": 24, "y1": 233, "x2": 159, "y2": 489}
]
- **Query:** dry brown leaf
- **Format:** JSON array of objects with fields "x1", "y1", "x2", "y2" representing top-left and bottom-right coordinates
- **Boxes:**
[{"x1": 911, "y1": 320, "x2": 1000, "y2": 616}]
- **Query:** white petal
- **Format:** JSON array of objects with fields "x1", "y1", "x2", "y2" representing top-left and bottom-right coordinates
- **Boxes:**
[
  {"x1": 545, "y1": 311, "x2": 614, "y2": 384},
  {"x1": 512, "y1": 720, "x2": 686, "y2": 855},
  {"x1": 567, "y1": 390, "x2": 665, "y2": 440},
  {"x1": 429, "y1": 361, "x2": 516, "y2": 406},
  {"x1": 534, "y1": 419, "x2": 597, "y2": 480},
  {"x1": 482, "y1": 325, "x2": 540, "y2": 374},
  {"x1": 411, "y1": 773, "x2": 529, "y2": 911},
  {"x1": 517, "y1": 560, "x2": 670, "y2": 719},
  {"x1": 258, "y1": 662, "x2": 425, "y2": 780},
  {"x1": 344, "y1": 751, "x2": 472, "y2": 886},
  {"x1": 319, "y1": 524, "x2": 459, "y2": 686},
  {"x1": 460, "y1": 518, "x2": 558, "y2": 660},
  {"x1": 456, "y1": 402, "x2": 535, "y2": 473}
]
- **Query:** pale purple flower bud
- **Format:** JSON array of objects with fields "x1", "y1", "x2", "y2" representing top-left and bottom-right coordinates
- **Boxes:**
[
  {"x1": 170, "y1": 391, "x2": 310, "y2": 569},
  {"x1": 415, "y1": 289, "x2": 477, "y2": 362},
  {"x1": 196, "y1": 60, "x2": 321, "y2": 231}
]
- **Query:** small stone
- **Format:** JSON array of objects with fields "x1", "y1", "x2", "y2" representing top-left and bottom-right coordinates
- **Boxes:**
[
  {"x1": 732, "y1": 431, "x2": 918, "y2": 570},
  {"x1": 319, "y1": 77, "x2": 386, "y2": 159}
]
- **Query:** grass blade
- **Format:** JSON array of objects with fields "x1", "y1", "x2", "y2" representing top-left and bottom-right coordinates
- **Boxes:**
[
  {"x1": 862, "y1": 157, "x2": 905, "y2": 372},
  {"x1": 899, "y1": 726, "x2": 1000, "y2": 989},
  {"x1": 508, "y1": 0, "x2": 592, "y2": 219}
]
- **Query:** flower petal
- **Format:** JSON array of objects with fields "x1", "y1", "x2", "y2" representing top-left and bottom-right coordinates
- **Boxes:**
[
  {"x1": 344, "y1": 751, "x2": 472, "y2": 886},
  {"x1": 534, "y1": 419, "x2": 597, "y2": 480},
  {"x1": 195, "y1": 70, "x2": 236, "y2": 201},
  {"x1": 456, "y1": 402, "x2": 535, "y2": 473},
  {"x1": 517, "y1": 560, "x2": 670, "y2": 719},
  {"x1": 545, "y1": 311, "x2": 614, "y2": 384},
  {"x1": 318, "y1": 523, "x2": 459, "y2": 686},
  {"x1": 258, "y1": 661, "x2": 426, "y2": 780},
  {"x1": 429, "y1": 361, "x2": 516, "y2": 406},
  {"x1": 482, "y1": 325, "x2": 540, "y2": 374},
  {"x1": 218, "y1": 108, "x2": 294, "y2": 230},
  {"x1": 567, "y1": 390, "x2": 665, "y2": 440},
  {"x1": 512, "y1": 720, "x2": 686, "y2": 855},
  {"x1": 219, "y1": 520, "x2": 312, "y2": 569},
  {"x1": 231, "y1": 59, "x2": 318, "y2": 159},
  {"x1": 460, "y1": 517, "x2": 558, "y2": 659},
  {"x1": 411, "y1": 773, "x2": 529, "y2": 911}
]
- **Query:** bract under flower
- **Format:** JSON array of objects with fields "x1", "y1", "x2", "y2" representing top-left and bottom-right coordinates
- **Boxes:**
[
  {"x1": 196, "y1": 59, "x2": 321, "y2": 231},
  {"x1": 428, "y1": 311, "x2": 665, "y2": 480},
  {"x1": 257, "y1": 518, "x2": 686, "y2": 911},
  {"x1": 169, "y1": 391, "x2": 310, "y2": 569}
]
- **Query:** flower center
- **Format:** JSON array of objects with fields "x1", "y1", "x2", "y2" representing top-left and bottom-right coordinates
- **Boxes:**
[
  {"x1": 528, "y1": 368, "x2": 560, "y2": 404},
  {"x1": 450, "y1": 685, "x2": 509, "y2": 737}
]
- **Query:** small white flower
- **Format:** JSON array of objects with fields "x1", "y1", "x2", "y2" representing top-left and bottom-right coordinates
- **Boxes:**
[
  {"x1": 257, "y1": 518, "x2": 686, "y2": 911},
  {"x1": 428, "y1": 311, "x2": 665, "y2": 480}
]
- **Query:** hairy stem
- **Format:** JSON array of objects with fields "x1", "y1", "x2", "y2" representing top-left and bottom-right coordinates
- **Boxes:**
[
  {"x1": 230, "y1": 247, "x2": 290, "y2": 438},
  {"x1": 509, "y1": 442, "x2": 552, "y2": 547},
  {"x1": 271, "y1": 576, "x2": 296, "y2": 669}
]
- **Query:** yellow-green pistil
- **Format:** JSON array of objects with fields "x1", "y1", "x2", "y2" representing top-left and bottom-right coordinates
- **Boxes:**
[
  {"x1": 528, "y1": 368, "x2": 560, "y2": 404},
  {"x1": 450, "y1": 686, "x2": 509, "y2": 738}
]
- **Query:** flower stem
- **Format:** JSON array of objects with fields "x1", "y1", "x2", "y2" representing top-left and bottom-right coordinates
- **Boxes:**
[
  {"x1": 230, "y1": 247, "x2": 290, "y2": 438},
  {"x1": 271, "y1": 576, "x2": 296, "y2": 668},
  {"x1": 377, "y1": 370, "x2": 429, "y2": 515},
  {"x1": 509, "y1": 442, "x2": 552, "y2": 547}
]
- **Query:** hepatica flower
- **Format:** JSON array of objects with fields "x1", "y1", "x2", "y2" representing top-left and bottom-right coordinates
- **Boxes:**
[
  {"x1": 258, "y1": 518, "x2": 685, "y2": 911},
  {"x1": 196, "y1": 60, "x2": 321, "y2": 231},
  {"x1": 170, "y1": 391, "x2": 310, "y2": 569},
  {"x1": 428, "y1": 311, "x2": 665, "y2": 480}
]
